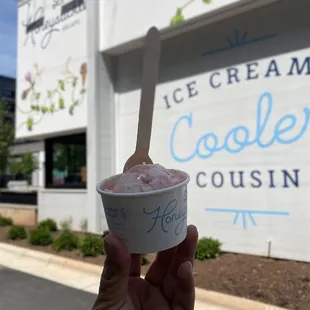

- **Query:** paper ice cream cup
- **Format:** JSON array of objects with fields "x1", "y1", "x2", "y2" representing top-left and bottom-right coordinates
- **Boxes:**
[{"x1": 97, "y1": 173, "x2": 190, "y2": 254}]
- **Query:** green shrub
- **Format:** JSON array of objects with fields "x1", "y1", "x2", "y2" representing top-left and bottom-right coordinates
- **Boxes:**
[
  {"x1": 53, "y1": 229, "x2": 79, "y2": 252},
  {"x1": 80, "y1": 235, "x2": 104, "y2": 257},
  {"x1": 38, "y1": 219, "x2": 57, "y2": 232},
  {"x1": 80, "y1": 218, "x2": 88, "y2": 232},
  {"x1": 28, "y1": 227, "x2": 53, "y2": 246},
  {"x1": 7, "y1": 226, "x2": 27, "y2": 240},
  {"x1": 60, "y1": 217, "x2": 72, "y2": 230},
  {"x1": 141, "y1": 254, "x2": 149, "y2": 265},
  {"x1": 195, "y1": 237, "x2": 222, "y2": 260},
  {"x1": 0, "y1": 216, "x2": 13, "y2": 227}
]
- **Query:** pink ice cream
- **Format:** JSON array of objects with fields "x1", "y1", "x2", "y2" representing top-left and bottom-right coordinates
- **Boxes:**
[{"x1": 106, "y1": 163, "x2": 186, "y2": 193}]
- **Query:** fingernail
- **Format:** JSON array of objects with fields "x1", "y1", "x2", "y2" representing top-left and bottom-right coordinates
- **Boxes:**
[{"x1": 177, "y1": 261, "x2": 192, "y2": 279}]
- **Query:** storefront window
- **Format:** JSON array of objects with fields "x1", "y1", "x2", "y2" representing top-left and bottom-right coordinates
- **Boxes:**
[{"x1": 45, "y1": 133, "x2": 86, "y2": 189}]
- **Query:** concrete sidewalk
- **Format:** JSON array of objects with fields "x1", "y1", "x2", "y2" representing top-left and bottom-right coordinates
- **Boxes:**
[{"x1": 0, "y1": 243, "x2": 230, "y2": 310}]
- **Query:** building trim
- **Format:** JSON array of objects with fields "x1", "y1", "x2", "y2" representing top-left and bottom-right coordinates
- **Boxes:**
[
  {"x1": 101, "y1": 0, "x2": 284, "y2": 55},
  {"x1": 18, "y1": 0, "x2": 31, "y2": 8},
  {"x1": 10, "y1": 141, "x2": 44, "y2": 155},
  {"x1": 40, "y1": 189, "x2": 87, "y2": 194}
]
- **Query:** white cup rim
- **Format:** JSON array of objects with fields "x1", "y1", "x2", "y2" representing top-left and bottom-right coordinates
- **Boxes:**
[{"x1": 97, "y1": 172, "x2": 190, "y2": 198}]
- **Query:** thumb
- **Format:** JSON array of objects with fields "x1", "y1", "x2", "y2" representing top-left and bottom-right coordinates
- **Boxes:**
[{"x1": 92, "y1": 235, "x2": 130, "y2": 310}]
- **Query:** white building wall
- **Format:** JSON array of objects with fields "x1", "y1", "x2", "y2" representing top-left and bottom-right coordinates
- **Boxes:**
[
  {"x1": 99, "y1": 0, "x2": 282, "y2": 52},
  {"x1": 114, "y1": 0, "x2": 310, "y2": 262},
  {"x1": 16, "y1": 0, "x2": 92, "y2": 231},
  {"x1": 16, "y1": 0, "x2": 88, "y2": 140},
  {"x1": 86, "y1": 0, "x2": 116, "y2": 234},
  {"x1": 96, "y1": 55, "x2": 116, "y2": 233},
  {"x1": 38, "y1": 150, "x2": 45, "y2": 187},
  {"x1": 38, "y1": 189, "x2": 87, "y2": 231},
  {"x1": 31, "y1": 152, "x2": 39, "y2": 187},
  {"x1": 16, "y1": 0, "x2": 310, "y2": 258}
]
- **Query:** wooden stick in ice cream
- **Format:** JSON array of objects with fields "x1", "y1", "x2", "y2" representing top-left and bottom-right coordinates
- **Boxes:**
[{"x1": 123, "y1": 26, "x2": 161, "y2": 172}]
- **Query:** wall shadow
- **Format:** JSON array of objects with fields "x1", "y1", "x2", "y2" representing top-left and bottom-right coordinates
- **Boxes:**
[{"x1": 115, "y1": 0, "x2": 310, "y2": 94}]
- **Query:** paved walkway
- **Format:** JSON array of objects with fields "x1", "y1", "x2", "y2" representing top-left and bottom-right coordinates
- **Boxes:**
[
  {"x1": 0, "y1": 266, "x2": 96, "y2": 310},
  {"x1": 0, "y1": 246, "x2": 230, "y2": 310}
]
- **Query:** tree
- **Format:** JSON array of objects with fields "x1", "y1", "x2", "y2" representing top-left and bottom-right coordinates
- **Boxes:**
[
  {"x1": 9, "y1": 159, "x2": 22, "y2": 179},
  {"x1": 9, "y1": 154, "x2": 39, "y2": 182},
  {"x1": 19, "y1": 153, "x2": 39, "y2": 179},
  {"x1": 53, "y1": 143, "x2": 68, "y2": 172},
  {"x1": 0, "y1": 97, "x2": 14, "y2": 174}
]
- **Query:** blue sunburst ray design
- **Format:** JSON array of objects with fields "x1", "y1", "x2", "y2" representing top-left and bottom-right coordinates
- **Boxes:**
[
  {"x1": 205, "y1": 208, "x2": 289, "y2": 230},
  {"x1": 202, "y1": 29, "x2": 277, "y2": 57}
]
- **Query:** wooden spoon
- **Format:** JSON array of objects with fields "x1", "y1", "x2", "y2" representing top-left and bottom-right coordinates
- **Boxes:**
[{"x1": 123, "y1": 27, "x2": 161, "y2": 172}]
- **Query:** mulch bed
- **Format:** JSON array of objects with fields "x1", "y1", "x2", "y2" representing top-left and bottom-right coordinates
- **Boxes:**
[{"x1": 0, "y1": 226, "x2": 309, "y2": 310}]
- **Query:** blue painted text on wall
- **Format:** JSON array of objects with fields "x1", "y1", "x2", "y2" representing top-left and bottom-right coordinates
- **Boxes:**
[
  {"x1": 163, "y1": 56, "x2": 310, "y2": 109},
  {"x1": 170, "y1": 92, "x2": 310, "y2": 162},
  {"x1": 196, "y1": 169, "x2": 299, "y2": 189},
  {"x1": 205, "y1": 208, "x2": 290, "y2": 230}
]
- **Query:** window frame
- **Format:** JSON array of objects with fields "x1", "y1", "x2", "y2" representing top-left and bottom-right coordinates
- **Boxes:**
[{"x1": 45, "y1": 132, "x2": 87, "y2": 189}]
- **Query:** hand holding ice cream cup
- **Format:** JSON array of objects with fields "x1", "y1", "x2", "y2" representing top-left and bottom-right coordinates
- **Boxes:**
[{"x1": 97, "y1": 27, "x2": 190, "y2": 254}]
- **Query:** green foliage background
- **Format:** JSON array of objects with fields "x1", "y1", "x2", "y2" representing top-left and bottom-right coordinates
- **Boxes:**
[
  {"x1": 0, "y1": 97, "x2": 39, "y2": 179},
  {"x1": 0, "y1": 98, "x2": 14, "y2": 174}
]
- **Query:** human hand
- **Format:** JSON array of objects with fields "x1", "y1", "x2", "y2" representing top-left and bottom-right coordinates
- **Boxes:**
[{"x1": 92, "y1": 225, "x2": 198, "y2": 310}]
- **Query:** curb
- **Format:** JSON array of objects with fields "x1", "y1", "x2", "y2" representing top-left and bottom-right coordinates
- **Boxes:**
[
  {"x1": 0, "y1": 242, "x2": 288, "y2": 310},
  {"x1": 195, "y1": 288, "x2": 288, "y2": 310},
  {"x1": 0, "y1": 243, "x2": 102, "y2": 275},
  {"x1": 50, "y1": 255, "x2": 102, "y2": 275}
]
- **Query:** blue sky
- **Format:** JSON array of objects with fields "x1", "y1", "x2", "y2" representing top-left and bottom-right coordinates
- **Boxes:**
[{"x1": 0, "y1": 0, "x2": 17, "y2": 78}]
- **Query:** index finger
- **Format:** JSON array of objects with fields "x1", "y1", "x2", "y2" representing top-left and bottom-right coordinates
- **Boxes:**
[
  {"x1": 162, "y1": 225, "x2": 198, "y2": 299},
  {"x1": 170, "y1": 225, "x2": 198, "y2": 276},
  {"x1": 144, "y1": 246, "x2": 176, "y2": 286}
]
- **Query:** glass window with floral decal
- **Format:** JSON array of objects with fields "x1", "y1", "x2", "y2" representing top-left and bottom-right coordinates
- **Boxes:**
[{"x1": 45, "y1": 133, "x2": 86, "y2": 189}]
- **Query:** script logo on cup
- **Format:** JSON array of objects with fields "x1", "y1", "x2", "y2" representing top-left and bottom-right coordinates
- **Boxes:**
[{"x1": 143, "y1": 199, "x2": 187, "y2": 235}]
